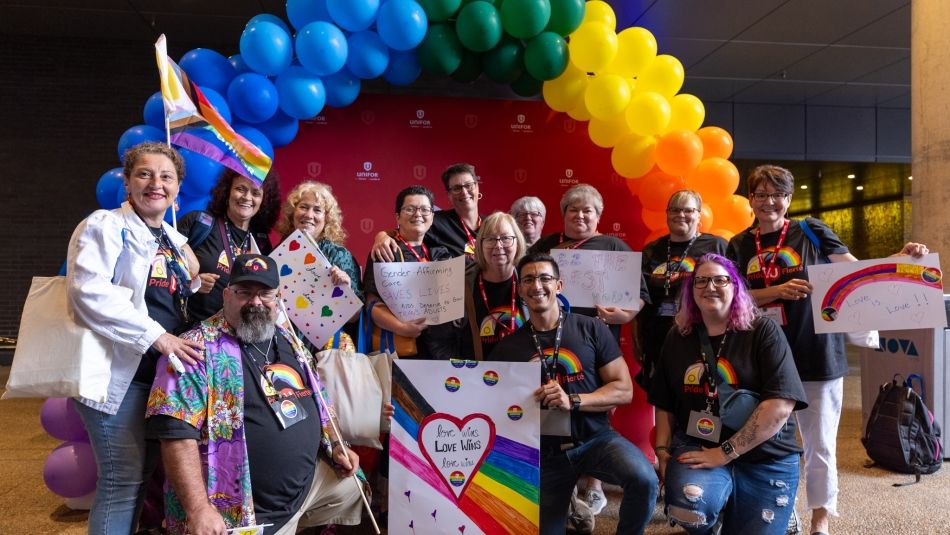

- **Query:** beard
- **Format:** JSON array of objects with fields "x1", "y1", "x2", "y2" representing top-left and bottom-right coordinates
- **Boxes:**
[{"x1": 233, "y1": 304, "x2": 276, "y2": 343}]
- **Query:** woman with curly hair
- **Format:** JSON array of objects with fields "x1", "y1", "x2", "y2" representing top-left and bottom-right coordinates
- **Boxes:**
[{"x1": 178, "y1": 169, "x2": 281, "y2": 321}]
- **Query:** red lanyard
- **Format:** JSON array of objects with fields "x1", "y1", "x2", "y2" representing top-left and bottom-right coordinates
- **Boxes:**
[
  {"x1": 478, "y1": 273, "x2": 518, "y2": 334},
  {"x1": 560, "y1": 233, "x2": 595, "y2": 249},
  {"x1": 396, "y1": 233, "x2": 430, "y2": 262},
  {"x1": 459, "y1": 213, "x2": 480, "y2": 256},
  {"x1": 754, "y1": 219, "x2": 790, "y2": 287}
]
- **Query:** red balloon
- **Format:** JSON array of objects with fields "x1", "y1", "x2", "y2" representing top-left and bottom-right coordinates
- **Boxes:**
[
  {"x1": 638, "y1": 166, "x2": 686, "y2": 212},
  {"x1": 655, "y1": 129, "x2": 703, "y2": 177},
  {"x1": 697, "y1": 126, "x2": 734, "y2": 160},
  {"x1": 686, "y1": 157, "x2": 740, "y2": 203}
]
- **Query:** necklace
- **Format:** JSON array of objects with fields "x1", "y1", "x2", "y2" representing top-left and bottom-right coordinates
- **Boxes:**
[{"x1": 246, "y1": 337, "x2": 274, "y2": 366}]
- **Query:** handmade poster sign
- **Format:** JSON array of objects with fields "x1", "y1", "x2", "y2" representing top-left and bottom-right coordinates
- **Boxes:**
[
  {"x1": 390, "y1": 360, "x2": 541, "y2": 534},
  {"x1": 373, "y1": 256, "x2": 465, "y2": 324},
  {"x1": 270, "y1": 230, "x2": 362, "y2": 348},
  {"x1": 551, "y1": 249, "x2": 642, "y2": 310},
  {"x1": 807, "y1": 253, "x2": 946, "y2": 334}
]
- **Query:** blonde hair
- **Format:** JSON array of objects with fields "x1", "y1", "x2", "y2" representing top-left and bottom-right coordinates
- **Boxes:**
[
  {"x1": 560, "y1": 183, "x2": 603, "y2": 216},
  {"x1": 277, "y1": 181, "x2": 347, "y2": 244},
  {"x1": 474, "y1": 212, "x2": 526, "y2": 272}
]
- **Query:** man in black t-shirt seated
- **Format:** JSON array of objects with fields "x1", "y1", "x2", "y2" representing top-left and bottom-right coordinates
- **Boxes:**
[
  {"x1": 146, "y1": 254, "x2": 363, "y2": 535},
  {"x1": 488, "y1": 253, "x2": 658, "y2": 535}
]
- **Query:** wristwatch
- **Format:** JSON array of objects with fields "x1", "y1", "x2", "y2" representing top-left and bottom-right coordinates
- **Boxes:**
[
  {"x1": 720, "y1": 440, "x2": 740, "y2": 460},
  {"x1": 569, "y1": 393, "x2": 582, "y2": 411}
]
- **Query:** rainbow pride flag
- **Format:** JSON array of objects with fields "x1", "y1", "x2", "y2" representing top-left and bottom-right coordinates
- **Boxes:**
[{"x1": 154, "y1": 34, "x2": 271, "y2": 185}]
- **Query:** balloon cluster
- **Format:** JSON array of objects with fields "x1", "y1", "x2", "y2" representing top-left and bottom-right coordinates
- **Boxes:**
[
  {"x1": 39, "y1": 397, "x2": 97, "y2": 509},
  {"x1": 542, "y1": 1, "x2": 752, "y2": 242}
]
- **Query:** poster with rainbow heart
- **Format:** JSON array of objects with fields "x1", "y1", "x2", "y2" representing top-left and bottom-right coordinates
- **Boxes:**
[
  {"x1": 269, "y1": 230, "x2": 362, "y2": 348},
  {"x1": 806, "y1": 253, "x2": 946, "y2": 334},
  {"x1": 390, "y1": 360, "x2": 541, "y2": 534}
]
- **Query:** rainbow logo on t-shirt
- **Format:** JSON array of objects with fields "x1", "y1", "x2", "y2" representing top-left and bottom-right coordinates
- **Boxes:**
[
  {"x1": 507, "y1": 405, "x2": 524, "y2": 421},
  {"x1": 717, "y1": 359, "x2": 738, "y2": 386},
  {"x1": 539, "y1": 348, "x2": 582, "y2": 376},
  {"x1": 449, "y1": 471, "x2": 466, "y2": 487},
  {"x1": 483, "y1": 370, "x2": 499, "y2": 386},
  {"x1": 746, "y1": 246, "x2": 802, "y2": 274},
  {"x1": 444, "y1": 377, "x2": 461, "y2": 392}
]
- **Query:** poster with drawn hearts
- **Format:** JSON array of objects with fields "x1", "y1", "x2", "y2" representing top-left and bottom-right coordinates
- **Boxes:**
[
  {"x1": 390, "y1": 360, "x2": 541, "y2": 535},
  {"x1": 270, "y1": 230, "x2": 363, "y2": 348},
  {"x1": 807, "y1": 253, "x2": 946, "y2": 334}
]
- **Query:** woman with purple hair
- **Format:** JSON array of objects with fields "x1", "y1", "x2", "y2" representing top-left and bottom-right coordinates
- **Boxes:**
[{"x1": 648, "y1": 253, "x2": 808, "y2": 534}]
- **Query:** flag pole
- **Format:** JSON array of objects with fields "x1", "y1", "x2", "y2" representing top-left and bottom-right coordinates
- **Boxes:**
[{"x1": 164, "y1": 114, "x2": 179, "y2": 230}]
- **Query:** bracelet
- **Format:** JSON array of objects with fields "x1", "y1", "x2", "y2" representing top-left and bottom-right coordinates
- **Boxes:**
[
  {"x1": 654, "y1": 445, "x2": 671, "y2": 453},
  {"x1": 331, "y1": 440, "x2": 351, "y2": 450}
]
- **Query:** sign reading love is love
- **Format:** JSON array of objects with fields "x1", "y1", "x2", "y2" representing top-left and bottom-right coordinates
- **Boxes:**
[
  {"x1": 373, "y1": 256, "x2": 465, "y2": 324},
  {"x1": 551, "y1": 249, "x2": 643, "y2": 309},
  {"x1": 390, "y1": 360, "x2": 540, "y2": 534},
  {"x1": 270, "y1": 230, "x2": 362, "y2": 348}
]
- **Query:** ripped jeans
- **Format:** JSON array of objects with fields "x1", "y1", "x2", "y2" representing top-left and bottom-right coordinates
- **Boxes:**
[{"x1": 664, "y1": 435, "x2": 799, "y2": 535}]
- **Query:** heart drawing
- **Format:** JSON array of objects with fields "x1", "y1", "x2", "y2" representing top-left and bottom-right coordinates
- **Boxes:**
[
  {"x1": 417, "y1": 413, "x2": 496, "y2": 501},
  {"x1": 288, "y1": 240, "x2": 300, "y2": 251}
]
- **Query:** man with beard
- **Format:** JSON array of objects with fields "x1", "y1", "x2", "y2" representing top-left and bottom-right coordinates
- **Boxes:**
[{"x1": 146, "y1": 254, "x2": 363, "y2": 535}]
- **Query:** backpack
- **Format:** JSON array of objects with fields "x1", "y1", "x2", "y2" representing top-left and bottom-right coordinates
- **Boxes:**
[
  {"x1": 186, "y1": 211, "x2": 215, "y2": 249},
  {"x1": 862, "y1": 373, "x2": 942, "y2": 485}
]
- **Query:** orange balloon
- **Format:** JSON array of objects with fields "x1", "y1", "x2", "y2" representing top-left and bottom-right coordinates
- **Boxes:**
[
  {"x1": 625, "y1": 176, "x2": 642, "y2": 197},
  {"x1": 697, "y1": 126, "x2": 734, "y2": 160},
  {"x1": 655, "y1": 130, "x2": 703, "y2": 177},
  {"x1": 709, "y1": 194, "x2": 754, "y2": 234},
  {"x1": 638, "y1": 167, "x2": 686, "y2": 212},
  {"x1": 640, "y1": 207, "x2": 667, "y2": 230},
  {"x1": 686, "y1": 157, "x2": 740, "y2": 203},
  {"x1": 699, "y1": 203, "x2": 714, "y2": 231},
  {"x1": 707, "y1": 228, "x2": 735, "y2": 241}
]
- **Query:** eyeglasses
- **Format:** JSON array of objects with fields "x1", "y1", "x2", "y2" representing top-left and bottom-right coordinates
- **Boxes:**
[
  {"x1": 666, "y1": 207, "x2": 699, "y2": 215},
  {"x1": 520, "y1": 274, "x2": 557, "y2": 286},
  {"x1": 483, "y1": 235, "x2": 516, "y2": 247},
  {"x1": 693, "y1": 275, "x2": 732, "y2": 289},
  {"x1": 448, "y1": 181, "x2": 479, "y2": 194},
  {"x1": 516, "y1": 210, "x2": 543, "y2": 220},
  {"x1": 750, "y1": 192, "x2": 790, "y2": 203},
  {"x1": 230, "y1": 287, "x2": 279, "y2": 303},
  {"x1": 400, "y1": 205, "x2": 433, "y2": 216}
]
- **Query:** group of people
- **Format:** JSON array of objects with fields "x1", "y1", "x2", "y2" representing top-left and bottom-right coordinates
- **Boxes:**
[{"x1": 64, "y1": 141, "x2": 929, "y2": 535}]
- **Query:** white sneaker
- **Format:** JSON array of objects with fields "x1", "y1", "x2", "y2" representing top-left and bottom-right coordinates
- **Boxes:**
[{"x1": 585, "y1": 488, "x2": 607, "y2": 515}]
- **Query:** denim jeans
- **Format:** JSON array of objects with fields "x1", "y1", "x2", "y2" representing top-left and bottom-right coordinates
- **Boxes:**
[
  {"x1": 74, "y1": 381, "x2": 160, "y2": 535},
  {"x1": 541, "y1": 429, "x2": 658, "y2": 535},
  {"x1": 664, "y1": 434, "x2": 800, "y2": 535}
]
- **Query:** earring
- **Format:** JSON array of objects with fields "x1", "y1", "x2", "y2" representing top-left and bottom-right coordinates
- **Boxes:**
[{"x1": 477, "y1": 192, "x2": 484, "y2": 200}]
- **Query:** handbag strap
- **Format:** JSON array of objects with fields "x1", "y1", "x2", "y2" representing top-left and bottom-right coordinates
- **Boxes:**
[
  {"x1": 363, "y1": 299, "x2": 396, "y2": 353},
  {"x1": 798, "y1": 219, "x2": 830, "y2": 264},
  {"x1": 907, "y1": 373, "x2": 927, "y2": 400}
]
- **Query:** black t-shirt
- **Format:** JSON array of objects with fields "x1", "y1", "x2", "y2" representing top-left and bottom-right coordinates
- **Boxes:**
[
  {"x1": 648, "y1": 317, "x2": 807, "y2": 462},
  {"x1": 136, "y1": 235, "x2": 186, "y2": 384},
  {"x1": 465, "y1": 274, "x2": 526, "y2": 359},
  {"x1": 727, "y1": 218, "x2": 850, "y2": 381},
  {"x1": 425, "y1": 208, "x2": 480, "y2": 261},
  {"x1": 488, "y1": 313, "x2": 621, "y2": 445}
]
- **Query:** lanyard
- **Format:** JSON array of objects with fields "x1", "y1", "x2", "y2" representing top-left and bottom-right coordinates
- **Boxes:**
[
  {"x1": 478, "y1": 273, "x2": 518, "y2": 335},
  {"x1": 560, "y1": 233, "x2": 595, "y2": 250},
  {"x1": 697, "y1": 324, "x2": 728, "y2": 412},
  {"x1": 529, "y1": 311, "x2": 563, "y2": 383},
  {"x1": 664, "y1": 233, "x2": 699, "y2": 296},
  {"x1": 754, "y1": 219, "x2": 790, "y2": 287},
  {"x1": 396, "y1": 233, "x2": 430, "y2": 262},
  {"x1": 458, "y1": 213, "x2": 480, "y2": 256},
  {"x1": 220, "y1": 218, "x2": 251, "y2": 266},
  {"x1": 142, "y1": 220, "x2": 194, "y2": 322}
]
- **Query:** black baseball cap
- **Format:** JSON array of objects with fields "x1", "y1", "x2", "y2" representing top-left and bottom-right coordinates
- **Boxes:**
[{"x1": 229, "y1": 254, "x2": 279, "y2": 289}]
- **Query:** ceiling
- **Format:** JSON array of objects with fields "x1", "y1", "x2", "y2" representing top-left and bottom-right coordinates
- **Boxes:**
[{"x1": 0, "y1": 0, "x2": 911, "y2": 108}]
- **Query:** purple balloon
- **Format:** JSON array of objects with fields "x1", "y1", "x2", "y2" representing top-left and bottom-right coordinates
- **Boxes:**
[
  {"x1": 40, "y1": 398, "x2": 88, "y2": 442},
  {"x1": 44, "y1": 441, "x2": 98, "y2": 498}
]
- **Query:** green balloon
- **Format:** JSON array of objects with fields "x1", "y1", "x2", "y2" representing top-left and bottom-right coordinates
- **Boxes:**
[
  {"x1": 483, "y1": 34, "x2": 524, "y2": 83},
  {"x1": 456, "y1": 2, "x2": 503, "y2": 52},
  {"x1": 452, "y1": 50, "x2": 483, "y2": 83},
  {"x1": 417, "y1": 24, "x2": 464, "y2": 75},
  {"x1": 524, "y1": 31, "x2": 568, "y2": 81},
  {"x1": 500, "y1": 0, "x2": 551, "y2": 39},
  {"x1": 511, "y1": 71, "x2": 542, "y2": 97},
  {"x1": 545, "y1": 0, "x2": 585, "y2": 36},
  {"x1": 417, "y1": 0, "x2": 463, "y2": 22}
]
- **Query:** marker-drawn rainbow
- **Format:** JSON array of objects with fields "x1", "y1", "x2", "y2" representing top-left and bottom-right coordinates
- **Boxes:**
[
  {"x1": 717, "y1": 359, "x2": 738, "y2": 386},
  {"x1": 243, "y1": 257, "x2": 269, "y2": 271},
  {"x1": 444, "y1": 377, "x2": 461, "y2": 392},
  {"x1": 819, "y1": 263, "x2": 944, "y2": 321},
  {"x1": 507, "y1": 405, "x2": 523, "y2": 421},
  {"x1": 450, "y1": 471, "x2": 466, "y2": 487},
  {"x1": 746, "y1": 246, "x2": 802, "y2": 273},
  {"x1": 391, "y1": 365, "x2": 540, "y2": 534},
  {"x1": 539, "y1": 348, "x2": 582, "y2": 376},
  {"x1": 483, "y1": 371, "x2": 499, "y2": 386}
]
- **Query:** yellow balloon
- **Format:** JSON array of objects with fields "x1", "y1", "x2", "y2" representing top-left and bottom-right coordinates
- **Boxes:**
[
  {"x1": 568, "y1": 22, "x2": 618, "y2": 72},
  {"x1": 666, "y1": 94, "x2": 705, "y2": 133},
  {"x1": 624, "y1": 91, "x2": 671, "y2": 137},
  {"x1": 637, "y1": 55, "x2": 685, "y2": 97},
  {"x1": 542, "y1": 65, "x2": 589, "y2": 112},
  {"x1": 584, "y1": 73, "x2": 631, "y2": 120},
  {"x1": 567, "y1": 98, "x2": 592, "y2": 121},
  {"x1": 606, "y1": 27, "x2": 657, "y2": 78},
  {"x1": 610, "y1": 132, "x2": 656, "y2": 178},
  {"x1": 582, "y1": 1, "x2": 616, "y2": 31},
  {"x1": 588, "y1": 114, "x2": 632, "y2": 148}
]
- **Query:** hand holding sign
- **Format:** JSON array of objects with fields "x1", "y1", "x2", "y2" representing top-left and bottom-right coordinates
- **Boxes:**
[{"x1": 373, "y1": 256, "x2": 465, "y2": 324}]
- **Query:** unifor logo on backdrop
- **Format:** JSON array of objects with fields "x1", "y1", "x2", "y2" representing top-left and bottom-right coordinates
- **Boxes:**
[
  {"x1": 307, "y1": 162, "x2": 322, "y2": 178},
  {"x1": 560, "y1": 168, "x2": 578, "y2": 187},
  {"x1": 511, "y1": 113, "x2": 532, "y2": 133},
  {"x1": 563, "y1": 118, "x2": 576, "y2": 133},
  {"x1": 360, "y1": 218, "x2": 374, "y2": 234},
  {"x1": 356, "y1": 161, "x2": 379, "y2": 181},
  {"x1": 513, "y1": 169, "x2": 528, "y2": 184},
  {"x1": 464, "y1": 114, "x2": 478, "y2": 129},
  {"x1": 410, "y1": 109, "x2": 431, "y2": 129},
  {"x1": 875, "y1": 337, "x2": 920, "y2": 357},
  {"x1": 413, "y1": 165, "x2": 427, "y2": 180},
  {"x1": 361, "y1": 110, "x2": 375, "y2": 125}
]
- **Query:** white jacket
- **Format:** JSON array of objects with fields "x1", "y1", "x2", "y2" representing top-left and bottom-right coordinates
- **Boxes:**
[{"x1": 66, "y1": 202, "x2": 190, "y2": 415}]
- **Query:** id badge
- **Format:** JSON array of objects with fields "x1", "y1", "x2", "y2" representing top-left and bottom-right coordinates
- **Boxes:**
[
  {"x1": 658, "y1": 299, "x2": 677, "y2": 317},
  {"x1": 686, "y1": 410, "x2": 721, "y2": 442},
  {"x1": 759, "y1": 303, "x2": 787, "y2": 326},
  {"x1": 270, "y1": 394, "x2": 308, "y2": 429}
]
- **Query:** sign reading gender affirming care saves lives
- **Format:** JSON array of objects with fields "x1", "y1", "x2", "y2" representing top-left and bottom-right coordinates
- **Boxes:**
[
  {"x1": 373, "y1": 256, "x2": 464, "y2": 324},
  {"x1": 551, "y1": 249, "x2": 642, "y2": 309},
  {"x1": 807, "y1": 253, "x2": 946, "y2": 334}
]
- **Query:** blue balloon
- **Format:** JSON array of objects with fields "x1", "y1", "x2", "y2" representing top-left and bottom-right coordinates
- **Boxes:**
[
  {"x1": 377, "y1": 0, "x2": 428, "y2": 51},
  {"x1": 143, "y1": 92, "x2": 165, "y2": 130},
  {"x1": 96, "y1": 168, "x2": 125, "y2": 209},
  {"x1": 327, "y1": 0, "x2": 380, "y2": 32},
  {"x1": 323, "y1": 67, "x2": 362, "y2": 108},
  {"x1": 346, "y1": 31, "x2": 390, "y2": 79},
  {"x1": 240, "y1": 21, "x2": 293, "y2": 76},
  {"x1": 179, "y1": 148, "x2": 225, "y2": 199},
  {"x1": 256, "y1": 110, "x2": 299, "y2": 148},
  {"x1": 166, "y1": 194, "x2": 211, "y2": 224},
  {"x1": 276, "y1": 66, "x2": 327, "y2": 119},
  {"x1": 115, "y1": 181, "x2": 128, "y2": 208},
  {"x1": 286, "y1": 0, "x2": 332, "y2": 30},
  {"x1": 178, "y1": 49, "x2": 237, "y2": 96},
  {"x1": 227, "y1": 73, "x2": 279, "y2": 124},
  {"x1": 248, "y1": 13, "x2": 291, "y2": 35},
  {"x1": 198, "y1": 86, "x2": 231, "y2": 124},
  {"x1": 117, "y1": 124, "x2": 165, "y2": 162},
  {"x1": 384, "y1": 49, "x2": 421, "y2": 86},
  {"x1": 233, "y1": 124, "x2": 275, "y2": 159},
  {"x1": 296, "y1": 21, "x2": 348, "y2": 76},
  {"x1": 229, "y1": 54, "x2": 251, "y2": 74}
]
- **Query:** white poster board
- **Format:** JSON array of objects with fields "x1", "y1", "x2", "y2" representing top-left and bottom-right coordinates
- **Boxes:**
[
  {"x1": 807, "y1": 253, "x2": 946, "y2": 333},
  {"x1": 373, "y1": 256, "x2": 465, "y2": 324},
  {"x1": 551, "y1": 249, "x2": 642, "y2": 309},
  {"x1": 389, "y1": 360, "x2": 541, "y2": 534},
  {"x1": 270, "y1": 230, "x2": 363, "y2": 348}
]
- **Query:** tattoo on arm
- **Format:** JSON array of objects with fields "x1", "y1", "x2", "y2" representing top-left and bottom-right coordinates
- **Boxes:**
[{"x1": 733, "y1": 405, "x2": 763, "y2": 450}]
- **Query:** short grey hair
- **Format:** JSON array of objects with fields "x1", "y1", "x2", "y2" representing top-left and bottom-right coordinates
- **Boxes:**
[
  {"x1": 510, "y1": 196, "x2": 546, "y2": 218},
  {"x1": 560, "y1": 184, "x2": 603, "y2": 216}
]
